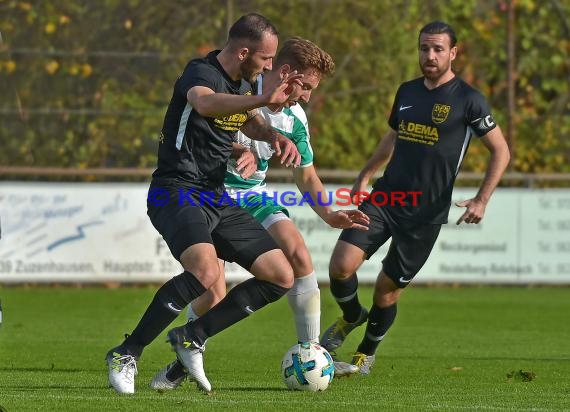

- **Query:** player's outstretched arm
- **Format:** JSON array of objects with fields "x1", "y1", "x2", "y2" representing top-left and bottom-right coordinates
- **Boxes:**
[
  {"x1": 293, "y1": 165, "x2": 369, "y2": 230},
  {"x1": 456, "y1": 126, "x2": 510, "y2": 225},
  {"x1": 188, "y1": 71, "x2": 303, "y2": 118},
  {"x1": 187, "y1": 86, "x2": 267, "y2": 118}
]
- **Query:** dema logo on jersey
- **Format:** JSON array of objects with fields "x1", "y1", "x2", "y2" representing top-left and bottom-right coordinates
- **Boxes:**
[{"x1": 432, "y1": 104, "x2": 451, "y2": 124}]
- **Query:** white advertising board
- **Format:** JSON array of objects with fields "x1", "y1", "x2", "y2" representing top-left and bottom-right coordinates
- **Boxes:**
[
  {"x1": 0, "y1": 182, "x2": 181, "y2": 282},
  {"x1": 1, "y1": 182, "x2": 569, "y2": 284}
]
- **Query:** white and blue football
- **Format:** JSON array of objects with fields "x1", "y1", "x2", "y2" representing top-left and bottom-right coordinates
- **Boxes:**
[{"x1": 281, "y1": 342, "x2": 335, "y2": 391}]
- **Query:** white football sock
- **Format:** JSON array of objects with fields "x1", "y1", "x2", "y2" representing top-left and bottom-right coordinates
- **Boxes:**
[{"x1": 287, "y1": 272, "x2": 320, "y2": 343}]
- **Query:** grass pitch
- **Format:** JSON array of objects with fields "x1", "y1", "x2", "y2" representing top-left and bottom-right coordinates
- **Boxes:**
[{"x1": 0, "y1": 285, "x2": 569, "y2": 411}]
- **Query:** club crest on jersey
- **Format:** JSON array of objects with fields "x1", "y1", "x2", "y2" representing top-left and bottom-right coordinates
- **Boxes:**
[{"x1": 432, "y1": 104, "x2": 451, "y2": 124}]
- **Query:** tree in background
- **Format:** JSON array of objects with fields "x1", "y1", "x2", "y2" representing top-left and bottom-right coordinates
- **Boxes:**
[{"x1": 0, "y1": 0, "x2": 568, "y2": 175}]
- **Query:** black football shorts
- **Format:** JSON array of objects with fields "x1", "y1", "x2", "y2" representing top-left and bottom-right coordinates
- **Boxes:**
[
  {"x1": 147, "y1": 184, "x2": 279, "y2": 271},
  {"x1": 339, "y1": 196, "x2": 441, "y2": 288}
]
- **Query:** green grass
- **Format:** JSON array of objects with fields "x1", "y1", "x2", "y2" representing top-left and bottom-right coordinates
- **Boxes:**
[{"x1": 0, "y1": 285, "x2": 569, "y2": 411}]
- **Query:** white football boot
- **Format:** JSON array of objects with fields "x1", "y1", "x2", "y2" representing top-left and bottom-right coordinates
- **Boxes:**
[
  {"x1": 333, "y1": 360, "x2": 360, "y2": 377},
  {"x1": 167, "y1": 326, "x2": 212, "y2": 392},
  {"x1": 106, "y1": 348, "x2": 138, "y2": 394},
  {"x1": 150, "y1": 360, "x2": 186, "y2": 391}
]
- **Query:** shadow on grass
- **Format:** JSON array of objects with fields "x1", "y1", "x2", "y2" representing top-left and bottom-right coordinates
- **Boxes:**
[
  {"x1": 387, "y1": 355, "x2": 570, "y2": 362},
  {"x1": 216, "y1": 386, "x2": 290, "y2": 392},
  {"x1": 2, "y1": 385, "x2": 105, "y2": 391},
  {"x1": 0, "y1": 366, "x2": 91, "y2": 372}
]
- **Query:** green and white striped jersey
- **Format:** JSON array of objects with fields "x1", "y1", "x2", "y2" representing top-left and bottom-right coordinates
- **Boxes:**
[{"x1": 225, "y1": 102, "x2": 314, "y2": 198}]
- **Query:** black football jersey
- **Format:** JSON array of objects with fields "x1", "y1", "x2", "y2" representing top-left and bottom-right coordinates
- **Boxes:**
[
  {"x1": 152, "y1": 50, "x2": 253, "y2": 193},
  {"x1": 374, "y1": 76, "x2": 497, "y2": 224}
]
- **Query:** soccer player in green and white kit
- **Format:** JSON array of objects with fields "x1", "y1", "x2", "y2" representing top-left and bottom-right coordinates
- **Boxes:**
[{"x1": 151, "y1": 37, "x2": 370, "y2": 391}]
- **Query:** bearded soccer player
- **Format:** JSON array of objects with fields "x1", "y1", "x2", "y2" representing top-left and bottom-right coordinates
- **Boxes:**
[
  {"x1": 105, "y1": 13, "x2": 304, "y2": 394},
  {"x1": 320, "y1": 21, "x2": 510, "y2": 375}
]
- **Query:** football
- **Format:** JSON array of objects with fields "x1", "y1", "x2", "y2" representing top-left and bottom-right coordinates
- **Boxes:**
[{"x1": 281, "y1": 342, "x2": 335, "y2": 391}]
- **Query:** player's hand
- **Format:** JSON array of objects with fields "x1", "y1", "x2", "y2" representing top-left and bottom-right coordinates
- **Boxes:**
[
  {"x1": 349, "y1": 177, "x2": 370, "y2": 205},
  {"x1": 455, "y1": 198, "x2": 486, "y2": 225},
  {"x1": 271, "y1": 133, "x2": 301, "y2": 167},
  {"x1": 325, "y1": 209, "x2": 370, "y2": 231},
  {"x1": 265, "y1": 71, "x2": 303, "y2": 106},
  {"x1": 235, "y1": 149, "x2": 258, "y2": 179}
]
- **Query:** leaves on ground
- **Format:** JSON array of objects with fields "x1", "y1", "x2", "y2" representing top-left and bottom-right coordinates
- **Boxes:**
[{"x1": 506, "y1": 370, "x2": 536, "y2": 382}]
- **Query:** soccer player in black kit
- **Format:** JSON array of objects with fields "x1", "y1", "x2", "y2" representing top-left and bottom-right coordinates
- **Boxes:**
[
  {"x1": 320, "y1": 21, "x2": 511, "y2": 374},
  {"x1": 105, "y1": 13, "x2": 305, "y2": 394}
]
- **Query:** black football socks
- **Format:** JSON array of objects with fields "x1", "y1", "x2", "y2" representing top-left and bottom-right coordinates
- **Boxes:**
[
  {"x1": 182, "y1": 277, "x2": 289, "y2": 345},
  {"x1": 123, "y1": 271, "x2": 207, "y2": 356},
  {"x1": 357, "y1": 303, "x2": 397, "y2": 355},
  {"x1": 329, "y1": 273, "x2": 363, "y2": 323}
]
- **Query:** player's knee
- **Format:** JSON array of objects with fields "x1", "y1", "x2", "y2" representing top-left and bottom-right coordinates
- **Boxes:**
[
  {"x1": 267, "y1": 255, "x2": 294, "y2": 289},
  {"x1": 285, "y1": 245, "x2": 313, "y2": 276},
  {"x1": 193, "y1": 266, "x2": 222, "y2": 290},
  {"x1": 251, "y1": 249, "x2": 294, "y2": 289},
  {"x1": 274, "y1": 264, "x2": 294, "y2": 289},
  {"x1": 329, "y1": 254, "x2": 354, "y2": 280}
]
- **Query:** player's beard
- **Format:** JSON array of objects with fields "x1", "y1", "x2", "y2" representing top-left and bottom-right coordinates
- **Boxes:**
[
  {"x1": 421, "y1": 59, "x2": 451, "y2": 82},
  {"x1": 240, "y1": 56, "x2": 260, "y2": 83}
]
